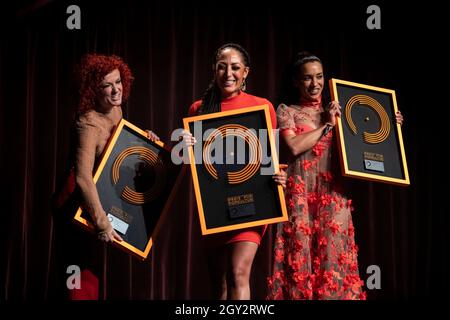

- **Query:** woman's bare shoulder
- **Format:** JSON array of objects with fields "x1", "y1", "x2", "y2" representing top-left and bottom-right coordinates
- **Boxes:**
[
  {"x1": 75, "y1": 111, "x2": 105, "y2": 137},
  {"x1": 76, "y1": 111, "x2": 103, "y2": 128}
]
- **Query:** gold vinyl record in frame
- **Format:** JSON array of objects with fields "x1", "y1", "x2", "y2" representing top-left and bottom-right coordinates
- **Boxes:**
[
  {"x1": 73, "y1": 119, "x2": 183, "y2": 260},
  {"x1": 183, "y1": 105, "x2": 288, "y2": 235},
  {"x1": 329, "y1": 78, "x2": 410, "y2": 186}
]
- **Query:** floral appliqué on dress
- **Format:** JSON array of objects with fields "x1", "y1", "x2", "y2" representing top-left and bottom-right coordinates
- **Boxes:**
[{"x1": 267, "y1": 104, "x2": 366, "y2": 300}]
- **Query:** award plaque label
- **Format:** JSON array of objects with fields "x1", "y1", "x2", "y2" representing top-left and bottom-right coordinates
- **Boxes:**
[
  {"x1": 183, "y1": 105, "x2": 288, "y2": 235},
  {"x1": 227, "y1": 194, "x2": 256, "y2": 219},
  {"x1": 73, "y1": 119, "x2": 182, "y2": 260},
  {"x1": 329, "y1": 79, "x2": 410, "y2": 186}
]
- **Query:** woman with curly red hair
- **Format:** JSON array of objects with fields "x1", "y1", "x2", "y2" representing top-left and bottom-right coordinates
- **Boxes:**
[{"x1": 52, "y1": 54, "x2": 158, "y2": 300}]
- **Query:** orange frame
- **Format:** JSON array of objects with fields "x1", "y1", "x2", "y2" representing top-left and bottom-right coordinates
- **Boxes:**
[
  {"x1": 73, "y1": 119, "x2": 183, "y2": 260},
  {"x1": 183, "y1": 104, "x2": 288, "y2": 235},
  {"x1": 329, "y1": 78, "x2": 410, "y2": 186}
]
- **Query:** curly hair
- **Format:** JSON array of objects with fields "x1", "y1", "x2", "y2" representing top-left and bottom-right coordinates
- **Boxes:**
[{"x1": 77, "y1": 54, "x2": 134, "y2": 114}]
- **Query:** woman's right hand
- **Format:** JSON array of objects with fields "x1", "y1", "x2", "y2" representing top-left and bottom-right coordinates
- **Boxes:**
[{"x1": 323, "y1": 101, "x2": 342, "y2": 126}]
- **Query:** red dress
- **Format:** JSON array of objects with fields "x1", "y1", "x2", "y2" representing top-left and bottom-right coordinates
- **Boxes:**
[{"x1": 189, "y1": 91, "x2": 277, "y2": 246}]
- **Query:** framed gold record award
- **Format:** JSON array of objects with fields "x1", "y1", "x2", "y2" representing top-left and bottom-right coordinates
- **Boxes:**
[
  {"x1": 73, "y1": 119, "x2": 183, "y2": 260},
  {"x1": 183, "y1": 104, "x2": 288, "y2": 235},
  {"x1": 329, "y1": 78, "x2": 409, "y2": 186}
]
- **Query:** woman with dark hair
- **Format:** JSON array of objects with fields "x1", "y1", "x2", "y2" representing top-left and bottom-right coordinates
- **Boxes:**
[
  {"x1": 267, "y1": 52, "x2": 403, "y2": 300},
  {"x1": 52, "y1": 54, "x2": 159, "y2": 299},
  {"x1": 184, "y1": 43, "x2": 286, "y2": 300}
]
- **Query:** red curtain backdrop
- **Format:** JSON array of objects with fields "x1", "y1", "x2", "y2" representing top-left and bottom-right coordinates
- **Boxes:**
[{"x1": 1, "y1": 0, "x2": 447, "y2": 300}]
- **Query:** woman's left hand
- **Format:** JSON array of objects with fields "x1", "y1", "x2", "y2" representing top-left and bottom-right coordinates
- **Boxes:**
[
  {"x1": 272, "y1": 164, "x2": 287, "y2": 189},
  {"x1": 395, "y1": 111, "x2": 404, "y2": 125},
  {"x1": 146, "y1": 130, "x2": 160, "y2": 141}
]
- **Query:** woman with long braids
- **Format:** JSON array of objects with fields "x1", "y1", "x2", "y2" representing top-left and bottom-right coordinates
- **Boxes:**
[{"x1": 183, "y1": 43, "x2": 286, "y2": 300}]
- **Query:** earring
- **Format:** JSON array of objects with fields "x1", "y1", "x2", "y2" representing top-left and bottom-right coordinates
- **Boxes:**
[{"x1": 241, "y1": 78, "x2": 247, "y2": 92}]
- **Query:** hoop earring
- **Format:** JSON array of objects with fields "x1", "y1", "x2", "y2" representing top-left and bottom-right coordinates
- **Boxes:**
[{"x1": 241, "y1": 78, "x2": 247, "y2": 92}]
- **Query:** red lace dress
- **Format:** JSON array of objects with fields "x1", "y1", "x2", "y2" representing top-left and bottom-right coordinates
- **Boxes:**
[{"x1": 266, "y1": 101, "x2": 366, "y2": 300}]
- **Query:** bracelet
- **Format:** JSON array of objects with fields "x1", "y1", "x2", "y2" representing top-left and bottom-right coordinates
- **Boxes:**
[
  {"x1": 322, "y1": 123, "x2": 333, "y2": 137},
  {"x1": 97, "y1": 230, "x2": 108, "y2": 240}
]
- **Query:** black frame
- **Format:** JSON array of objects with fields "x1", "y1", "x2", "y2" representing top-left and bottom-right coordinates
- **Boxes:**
[
  {"x1": 74, "y1": 119, "x2": 183, "y2": 259},
  {"x1": 329, "y1": 78, "x2": 410, "y2": 186},
  {"x1": 183, "y1": 105, "x2": 288, "y2": 235}
]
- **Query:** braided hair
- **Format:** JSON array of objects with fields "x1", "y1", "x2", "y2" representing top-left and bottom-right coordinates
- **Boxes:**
[{"x1": 199, "y1": 43, "x2": 251, "y2": 114}]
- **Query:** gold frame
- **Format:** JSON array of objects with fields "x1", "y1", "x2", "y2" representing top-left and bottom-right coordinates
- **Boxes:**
[
  {"x1": 329, "y1": 78, "x2": 410, "y2": 186},
  {"x1": 73, "y1": 119, "x2": 183, "y2": 260},
  {"x1": 183, "y1": 104, "x2": 288, "y2": 235}
]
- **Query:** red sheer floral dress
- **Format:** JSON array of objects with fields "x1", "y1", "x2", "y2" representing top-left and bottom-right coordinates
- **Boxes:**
[{"x1": 267, "y1": 100, "x2": 366, "y2": 300}]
